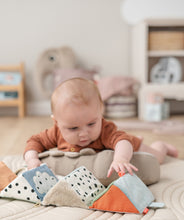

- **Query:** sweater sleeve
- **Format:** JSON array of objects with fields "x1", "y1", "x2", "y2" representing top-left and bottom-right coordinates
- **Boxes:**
[
  {"x1": 24, "y1": 124, "x2": 59, "y2": 155},
  {"x1": 101, "y1": 119, "x2": 141, "y2": 151}
]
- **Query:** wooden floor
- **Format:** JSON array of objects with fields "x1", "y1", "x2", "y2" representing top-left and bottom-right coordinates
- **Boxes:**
[{"x1": 0, "y1": 116, "x2": 184, "y2": 159}]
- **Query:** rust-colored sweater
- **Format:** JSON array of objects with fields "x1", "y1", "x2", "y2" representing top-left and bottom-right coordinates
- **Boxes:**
[{"x1": 24, "y1": 118, "x2": 141, "y2": 154}]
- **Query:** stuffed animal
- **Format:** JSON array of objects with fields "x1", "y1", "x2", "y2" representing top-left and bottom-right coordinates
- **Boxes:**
[
  {"x1": 0, "y1": 164, "x2": 163, "y2": 214},
  {"x1": 150, "y1": 57, "x2": 182, "y2": 84},
  {"x1": 35, "y1": 46, "x2": 97, "y2": 98},
  {"x1": 35, "y1": 46, "x2": 76, "y2": 98}
]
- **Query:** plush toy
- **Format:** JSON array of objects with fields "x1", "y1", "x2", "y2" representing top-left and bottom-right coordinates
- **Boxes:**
[
  {"x1": 89, "y1": 172, "x2": 155, "y2": 214},
  {"x1": 39, "y1": 148, "x2": 160, "y2": 186},
  {"x1": 0, "y1": 164, "x2": 164, "y2": 214},
  {"x1": 35, "y1": 46, "x2": 97, "y2": 98},
  {"x1": 150, "y1": 57, "x2": 182, "y2": 84},
  {"x1": 42, "y1": 166, "x2": 156, "y2": 214},
  {"x1": 35, "y1": 46, "x2": 76, "y2": 98},
  {"x1": 0, "y1": 164, "x2": 57, "y2": 203}
]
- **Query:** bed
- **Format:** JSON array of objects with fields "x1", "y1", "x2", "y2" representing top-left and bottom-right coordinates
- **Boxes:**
[{"x1": 0, "y1": 154, "x2": 184, "y2": 220}]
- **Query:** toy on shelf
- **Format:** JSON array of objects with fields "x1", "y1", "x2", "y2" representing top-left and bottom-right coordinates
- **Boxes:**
[
  {"x1": 145, "y1": 93, "x2": 170, "y2": 122},
  {"x1": 0, "y1": 62, "x2": 25, "y2": 117},
  {"x1": 150, "y1": 57, "x2": 182, "y2": 84}
]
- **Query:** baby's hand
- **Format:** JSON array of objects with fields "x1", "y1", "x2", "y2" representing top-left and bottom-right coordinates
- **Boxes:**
[
  {"x1": 107, "y1": 159, "x2": 138, "y2": 177},
  {"x1": 26, "y1": 158, "x2": 42, "y2": 170}
]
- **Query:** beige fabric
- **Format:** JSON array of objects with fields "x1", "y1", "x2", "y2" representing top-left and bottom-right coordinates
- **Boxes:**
[
  {"x1": 42, "y1": 179, "x2": 88, "y2": 208},
  {"x1": 0, "y1": 155, "x2": 183, "y2": 219},
  {"x1": 39, "y1": 149, "x2": 160, "y2": 186}
]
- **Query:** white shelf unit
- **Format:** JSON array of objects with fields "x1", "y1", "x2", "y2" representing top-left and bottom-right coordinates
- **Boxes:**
[{"x1": 131, "y1": 19, "x2": 184, "y2": 119}]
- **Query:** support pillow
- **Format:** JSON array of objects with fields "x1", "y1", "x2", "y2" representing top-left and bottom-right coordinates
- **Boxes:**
[{"x1": 39, "y1": 149, "x2": 160, "y2": 186}]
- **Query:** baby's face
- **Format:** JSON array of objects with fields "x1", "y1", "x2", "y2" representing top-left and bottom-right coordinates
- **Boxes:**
[{"x1": 54, "y1": 99, "x2": 103, "y2": 147}]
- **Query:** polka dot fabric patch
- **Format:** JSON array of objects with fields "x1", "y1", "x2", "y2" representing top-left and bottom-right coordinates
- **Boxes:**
[
  {"x1": 64, "y1": 166, "x2": 105, "y2": 206},
  {"x1": 0, "y1": 174, "x2": 41, "y2": 203}
]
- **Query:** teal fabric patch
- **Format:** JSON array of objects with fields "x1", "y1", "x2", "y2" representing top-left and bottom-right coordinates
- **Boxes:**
[{"x1": 114, "y1": 173, "x2": 154, "y2": 213}]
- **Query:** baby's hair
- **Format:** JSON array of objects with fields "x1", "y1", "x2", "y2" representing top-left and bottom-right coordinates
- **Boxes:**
[{"x1": 51, "y1": 78, "x2": 103, "y2": 114}]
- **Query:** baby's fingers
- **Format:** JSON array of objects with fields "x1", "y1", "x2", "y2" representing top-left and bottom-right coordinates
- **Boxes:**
[
  {"x1": 107, "y1": 163, "x2": 123, "y2": 177},
  {"x1": 107, "y1": 166, "x2": 114, "y2": 177},
  {"x1": 130, "y1": 164, "x2": 138, "y2": 172},
  {"x1": 122, "y1": 163, "x2": 138, "y2": 176},
  {"x1": 118, "y1": 163, "x2": 126, "y2": 174},
  {"x1": 123, "y1": 163, "x2": 133, "y2": 175}
]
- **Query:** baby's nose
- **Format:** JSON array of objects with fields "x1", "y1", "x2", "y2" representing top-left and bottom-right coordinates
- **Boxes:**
[{"x1": 79, "y1": 128, "x2": 88, "y2": 137}]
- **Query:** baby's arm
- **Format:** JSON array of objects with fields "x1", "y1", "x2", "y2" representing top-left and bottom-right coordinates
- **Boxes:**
[
  {"x1": 107, "y1": 140, "x2": 138, "y2": 177},
  {"x1": 24, "y1": 125, "x2": 58, "y2": 169},
  {"x1": 24, "y1": 150, "x2": 42, "y2": 170}
]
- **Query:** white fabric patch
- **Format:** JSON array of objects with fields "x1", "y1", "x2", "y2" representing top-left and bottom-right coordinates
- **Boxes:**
[
  {"x1": 0, "y1": 174, "x2": 41, "y2": 203},
  {"x1": 64, "y1": 166, "x2": 105, "y2": 206}
]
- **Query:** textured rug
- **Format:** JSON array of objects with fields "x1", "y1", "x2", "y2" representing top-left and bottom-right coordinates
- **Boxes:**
[{"x1": 113, "y1": 119, "x2": 184, "y2": 135}]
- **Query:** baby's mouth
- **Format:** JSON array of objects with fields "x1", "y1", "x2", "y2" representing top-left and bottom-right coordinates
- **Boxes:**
[
  {"x1": 79, "y1": 139, "x2": 90, "y2": 146},
  {"x1": 80, "y1": 139, "x2": 88, "y2": 143}
]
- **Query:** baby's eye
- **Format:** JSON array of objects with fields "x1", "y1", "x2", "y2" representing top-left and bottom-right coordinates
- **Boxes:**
[
  {"x1": 88, "y1": 122, "x2": 96, "y2": 127},
  {"x1": 69, "y1": 127, "x2": 78, "y2": 131}
]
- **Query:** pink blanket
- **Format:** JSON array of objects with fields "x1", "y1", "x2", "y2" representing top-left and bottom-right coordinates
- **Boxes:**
[{"x1": 97, "y1": 76, "x2": 139, "y2": 101}]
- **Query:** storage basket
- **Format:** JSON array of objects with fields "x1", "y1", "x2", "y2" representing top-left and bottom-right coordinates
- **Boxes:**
[{"x1": 148, "y1": 31, "x2": 184, "y2": 50}]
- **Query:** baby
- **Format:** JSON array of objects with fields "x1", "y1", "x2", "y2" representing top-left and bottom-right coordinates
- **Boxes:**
[{"x1": 24, "y1": 78, "x2": 178, "y2": 176}]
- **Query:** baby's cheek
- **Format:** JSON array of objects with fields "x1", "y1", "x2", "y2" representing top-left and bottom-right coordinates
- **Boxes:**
[
  {"x1": 63, "y1": 133, "x2": 78, "y2": 145},
  {"x1": 93, "y1": 127, "x2": 101, "y2": 140}
]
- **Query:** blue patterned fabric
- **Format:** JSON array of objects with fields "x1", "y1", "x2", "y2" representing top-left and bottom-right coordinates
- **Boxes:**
[{"x1": 22, "y1": 164, "x2": 58, "y2": 201}]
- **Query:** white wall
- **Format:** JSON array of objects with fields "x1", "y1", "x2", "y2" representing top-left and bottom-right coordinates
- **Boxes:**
[
  {"x1": 0, "y1": 0, "x2": 130, "y2": 115},
  {"x1": 122, "y1": 0, "x2": 184, "y2": 25}
]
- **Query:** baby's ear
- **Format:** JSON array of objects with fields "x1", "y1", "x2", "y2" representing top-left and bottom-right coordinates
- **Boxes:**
[
  {"x1": 51, "y1": 114, "x2": 57, "y2": 124},
  {"x1": 101, "y1": 104, "x2": 104, "y2": 115}
]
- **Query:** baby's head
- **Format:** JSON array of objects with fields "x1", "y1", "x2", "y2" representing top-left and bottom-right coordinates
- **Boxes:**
[
  {"x1": 51, "y1": 78, "x2": 104, "y2": 147},
  {"x1": 51, "y1": 78, "x2": 103, "y2": 113}
]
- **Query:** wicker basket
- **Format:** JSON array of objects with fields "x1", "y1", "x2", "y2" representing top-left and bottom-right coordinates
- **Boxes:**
[{"x1": 149, "y1": 31, "x2": 184, "y2": 50}]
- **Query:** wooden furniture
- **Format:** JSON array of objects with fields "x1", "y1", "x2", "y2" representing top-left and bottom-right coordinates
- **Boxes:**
[
  {"x1": 0, "y1": 62, "x2": 25, "y2": 117},
  {"x1": 131, "y1": 19, "x2": 184, "y2": 119}
]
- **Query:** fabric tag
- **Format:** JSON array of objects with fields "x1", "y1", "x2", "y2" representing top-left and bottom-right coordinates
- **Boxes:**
[
  {"x1": 22, "y1": 164, "x2": 58, "y2": 201},
  {"x1": 148, "y1": 202, "x2": 165, "y2": 209}
]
